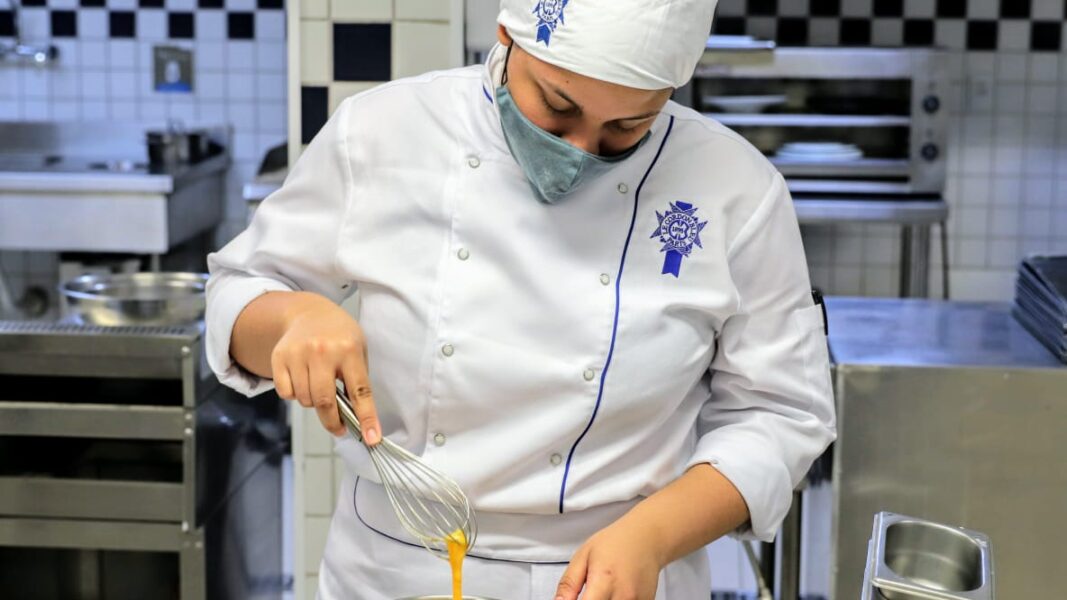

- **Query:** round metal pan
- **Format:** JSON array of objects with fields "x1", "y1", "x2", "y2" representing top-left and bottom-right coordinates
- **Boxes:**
[{"x1": 60, "y1": 272, "x2": 208, "y2": 326}]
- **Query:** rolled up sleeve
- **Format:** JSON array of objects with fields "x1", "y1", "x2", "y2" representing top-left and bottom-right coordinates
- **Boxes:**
[
  {"x1": 686, "y1": 174, "x2": 837, "y2": 541},
  {"x1": 206, "y1": 99, "x2": 357, "y2": 397}
]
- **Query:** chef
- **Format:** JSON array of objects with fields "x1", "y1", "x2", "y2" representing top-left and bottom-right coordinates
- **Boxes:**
[{"x1": 206, "y1": 0, "x2": 836, "y2": 598}]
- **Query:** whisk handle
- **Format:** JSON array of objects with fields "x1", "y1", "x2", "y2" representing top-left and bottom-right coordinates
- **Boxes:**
[{"x1": 335, "y1": 389, "x2": 364, "y2": 442}]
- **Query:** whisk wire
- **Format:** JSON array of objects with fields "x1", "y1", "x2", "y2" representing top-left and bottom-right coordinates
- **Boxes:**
[{"x1": 334, "y1": 388, "x2": 477, "y2": 557}]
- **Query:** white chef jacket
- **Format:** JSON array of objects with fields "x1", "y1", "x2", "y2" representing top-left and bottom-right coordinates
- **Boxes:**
[{"x1": 206, "y1": 45, "x2": 836, "y2": 564}]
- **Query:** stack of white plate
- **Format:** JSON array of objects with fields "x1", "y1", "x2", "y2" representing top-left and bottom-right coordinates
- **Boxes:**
[
  {"x1": 774, "y1": 142, "x2": 864, "y2": 162},
  {"x1": 705, "y1": 94, "x2": 787, "y2": 113}
]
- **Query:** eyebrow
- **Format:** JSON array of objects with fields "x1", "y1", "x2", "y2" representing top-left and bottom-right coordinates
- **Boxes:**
[{"x1": 540, "y1": 81, "x2": 659, "y2": 122}]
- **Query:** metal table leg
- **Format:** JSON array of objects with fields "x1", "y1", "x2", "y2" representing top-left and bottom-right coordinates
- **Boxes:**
[{"x1": 899, "y1": 224, "x2": 932, "y2": 298}]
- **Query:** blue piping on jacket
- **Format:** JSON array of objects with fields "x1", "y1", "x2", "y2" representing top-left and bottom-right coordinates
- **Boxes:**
[{"x1": 557, "y1": 115, "x2": 676, "y2": 514}]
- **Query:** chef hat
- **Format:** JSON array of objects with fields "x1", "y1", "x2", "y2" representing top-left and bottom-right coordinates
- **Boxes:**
[{"x1": 497, "y1": 0, "x2": 717, "y2": 90}]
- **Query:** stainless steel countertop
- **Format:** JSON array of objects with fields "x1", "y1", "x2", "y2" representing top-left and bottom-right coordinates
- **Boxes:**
[
  {"x1": 826, "y1": 296, "x2": 1062, "y2": 369},
  {"x1": 0, "y1": 153, "x2": 231, "y2": 194}
]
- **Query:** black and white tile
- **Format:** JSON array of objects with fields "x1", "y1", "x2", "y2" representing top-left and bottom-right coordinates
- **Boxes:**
[
  {"x1": 0, "y1": 0, "x2": 283, "y2": 40},
  {"x1": 714, "y1": 0, "x2": 1067, "y2": 50}
]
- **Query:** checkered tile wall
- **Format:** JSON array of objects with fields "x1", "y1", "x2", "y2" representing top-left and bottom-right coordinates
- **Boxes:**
[
  {"x1": 0, "y1": 0, "x2": 283, "y2": 40},
  {"x1": 714, "y1": 0, "x2": 1067, "y2": 51}
]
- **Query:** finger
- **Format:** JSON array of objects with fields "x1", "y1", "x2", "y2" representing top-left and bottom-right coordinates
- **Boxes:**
[
  {"x1": 270, "y1": 349, "x2": 295, "y2": 401},
  {"x1": 578, "y1": 576, "x2": 612, "y2": 600},
  {"x1": 555, "y1": 548, "x2": 589, "y2": 600},
  {"x1": 309, "y1": 353, "x2": 344, "y2": 436},
  {"x1": 289, "y1": 360, "x2": 313, "y2": 409},
  {"x1": 341, "y1": 345, "x2": 380, "y2": 446}
]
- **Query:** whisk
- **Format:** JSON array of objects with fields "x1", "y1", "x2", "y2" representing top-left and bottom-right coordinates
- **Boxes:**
[{"x1": 334, "y1": 387, "x2": 477, "y2": 558}]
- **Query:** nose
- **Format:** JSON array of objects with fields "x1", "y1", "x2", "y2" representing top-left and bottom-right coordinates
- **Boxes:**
[{"x1": 560, "y1": 132, "x2": 599, "y2": 155}]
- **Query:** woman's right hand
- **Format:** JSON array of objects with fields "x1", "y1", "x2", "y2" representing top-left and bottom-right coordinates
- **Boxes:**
[{"x1": 269, "y1": 294, "x2": 381, "y2": 444}]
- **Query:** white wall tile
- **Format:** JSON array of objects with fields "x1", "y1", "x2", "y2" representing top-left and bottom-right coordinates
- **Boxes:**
[
  {"x1": 1024, "y1": 177, "x2": 1054, "y2": 207},
  {"x1": 998, "y1": 23, "x2": 1030, "y2": 52},
  {"x1": 1029, "y1": 54, "x2": 1060, "y2": 83},
  {"x1": 50, "y1": 100, "x2": 81, "y2": 120},
  {"x1": 995, "y1": 53, "x2": 1028, "y2": 82},
  {"x1": 80, "y1": 71, "x2": 109, "y2": 99},
  {"x1": 17, "y1": 9, "x2": 49, "y2": 40},
  {"x1": 990, "y1": 207, "x2": 1021, "y2": 237},
  {"x1": 328, "y1": 81, "x2": 378, "y2": 114},
  {"x1": 1026, "y1": 84, "x2": 1058, "y2": 115},
  {"x1": 108, "y1": 40, "x2": 138, "y2": 69},
  {"x1": 331, "y1": 0, "x2": 392, "y2": 22},
  {"x1": 20, "y1": 69, "x2": 51, "y2": 98},
  {"x1": 197, "y1": 11, "x2": 228, "y2": 40},
  {"x1": 304, "y1": 457, "x2": 335, "y2": 515},
  {"x1": 78, "y1": 10, "x2": 110, "y2": 39},
  {"x1": 994, "y1": 84, "x2": 1026, "y2": 112},
  {"x1": 304, "y1": 516, "x2": 332, "y2": 573},
  {"x1": 988, "y1": 239, "x2": 1020, "y2": 268},
  {"x1": 81, "y1": 100, "x2": 110, "y2": 119},
  {"x1": 950, "y1": 269, "x2": 1014, "y2": 301},
  {"x1": 304, "y1": 406, "x2": 334, "y2": 455},
  {"x1": 109, "y1": 71, "x2": 139, "y2": 99},
  {"x1": 392, "y1": 20, "x2": 453, "y2": 79},
  {"x1": 137, "y1": 11, "x2": 168, "y2": 39},
  {"x1": 22, "y1": 102, "x2": 50, "y2": 120},
  {"x1": 227, "y1": 41, "x2": 257, "y2": 71},
  {"x1": 227, "y1": 72, "x2": 257, "y2": 100},
  {"x1": 256, "y1": 12, "x2": 287, "y2": 40},
  {"x1": 258, "y1": 101, "x2": 288, "y2": 133},
  {"x1": 300, "y1": 20, "x2": 332, "y2": 84},
  {"x1": 395, "y1": 0, "x2": 451, "y2": 21},
  {"x1": 197, "y1": 72, "x2": 227, "y2": 99},
  {"x1": 256, "y1": 72, "x2": 287, "y2": 100},
  {"x1": 956, "y1": 238, "x2": 987, "y2": 268},
  {"x1": 198, "y1": 41, "x2": 227, "y2": 70},
  {"x1": 991, "y1": 176, "x2": 1022, "y2": 206},
  {"x1": 302, "y1": 0, "x2": 329, "y2": 19},
  {"x1": 257, "y1": 40, "x2": 287, "y2": 72},
  {"x1": 1022, "y1": 208, "x2": 1053, "y2": 238}
]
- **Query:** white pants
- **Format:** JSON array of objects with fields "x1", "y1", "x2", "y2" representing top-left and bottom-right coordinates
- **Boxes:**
[{"x1": 317, "y1": 475, "x2": 711, "y2": 600}]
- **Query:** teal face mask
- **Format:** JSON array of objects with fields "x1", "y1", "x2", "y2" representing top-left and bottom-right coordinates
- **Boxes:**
[{"x1": 495, "y1": 84, "x2": 650, "y2": 204}]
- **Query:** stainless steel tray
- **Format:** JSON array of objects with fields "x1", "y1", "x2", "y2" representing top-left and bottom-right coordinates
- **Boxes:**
[{"x1": 60, "y1": 272, "x2": 207, "y2": 326}]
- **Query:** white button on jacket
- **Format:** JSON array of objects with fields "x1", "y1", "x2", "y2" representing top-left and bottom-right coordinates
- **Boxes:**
[{"x1": 206, "y1": 48, "x2": 836, "y2": 564}]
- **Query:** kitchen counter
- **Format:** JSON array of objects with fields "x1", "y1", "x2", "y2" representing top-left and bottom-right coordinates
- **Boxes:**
[
  {"x1": 826, "y1": 296, "x2": 1061, "y2": 368},
  {"x1": 0, "y1": 153, "x2": 230, "y2": 194},
  {"x1": 802, "y1": 296, "x2": 1067, "y2": 600}
]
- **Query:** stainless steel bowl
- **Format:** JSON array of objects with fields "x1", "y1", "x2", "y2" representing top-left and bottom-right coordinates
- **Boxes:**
[{"x1": 61, "y1": 272, "x2": 208, "y2": 326}]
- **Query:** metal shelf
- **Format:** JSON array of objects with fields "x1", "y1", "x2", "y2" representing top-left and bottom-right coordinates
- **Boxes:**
[
  {"x1": 793, "y1": 198, "x2": 947, "y2": 225},
  {"x1": 706, "y1": 113, "x2": 911, "y2": 127},
  {"x1": 771, "y1": 157, "x2": 910, "y2": 178},
  {"x1": 787, "y1": 180, "x2": 915, "y2": 195}
]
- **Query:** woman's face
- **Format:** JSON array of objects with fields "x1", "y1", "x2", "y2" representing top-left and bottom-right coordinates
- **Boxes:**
[{"x1": 497, "y1": 26, "x2": 673, "y2": 157}]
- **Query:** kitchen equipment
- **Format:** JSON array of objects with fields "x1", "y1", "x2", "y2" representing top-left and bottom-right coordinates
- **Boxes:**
[
  {"x1": 693, "y1": 47, "x2": 949, "y2": 297},
  {"x1": 0, "y1": 319, "x2": 288, "y2": 599},
  {"x1": 336, "y1": 389, "x2": 477, "y2": 559},
  {"x1": 704, "y1": 94, "x2": 787, "y2": 113},
  {"x1": 0, "y1": 121, "x2": 230, "y2": 256},
  {"x1": 775, "y1": 141, "x2": 864, "y2": 162},
  {"x1": 861, "y1": 512, "x2": 994, "y2": 600},
  {"x1": 146, "y1": 120, "x2": 217, "y2": 167},
  {"x1": 797, "y1": 298, "x2": 1066, "y2": 600},
  {"x1": 1012, "y1": 255, "x2": 1067, "y2": 363},
  {"x1": 60, "y1": 271, "x2": 207, "y2": 326}
]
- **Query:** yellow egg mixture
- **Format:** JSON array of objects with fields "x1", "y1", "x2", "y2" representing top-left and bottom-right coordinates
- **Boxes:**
[{"x1": 446, "y1": 528, "x2": 467, "y2": 600}]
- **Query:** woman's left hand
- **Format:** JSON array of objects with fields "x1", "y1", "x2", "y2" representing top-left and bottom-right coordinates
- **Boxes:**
[{"x1": 554, "y1": 516, "x2": 664, "y2": 600}]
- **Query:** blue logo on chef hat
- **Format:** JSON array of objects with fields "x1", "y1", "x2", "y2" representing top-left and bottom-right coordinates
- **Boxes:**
[
  {"x1": 652, "y1": 201, "x2": 708, "y2": 277},
  {"x1": 533, "y1": 0, "x2": 568, "y2": 45}
]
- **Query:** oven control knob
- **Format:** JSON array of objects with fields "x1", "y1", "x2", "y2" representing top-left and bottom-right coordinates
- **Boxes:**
[
  {"x1": 922, "y1": 95, "x2": 941, "y2": 114},
  {"x1": 921, "y1": 143, "x2": 940, "y2": 161}
]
